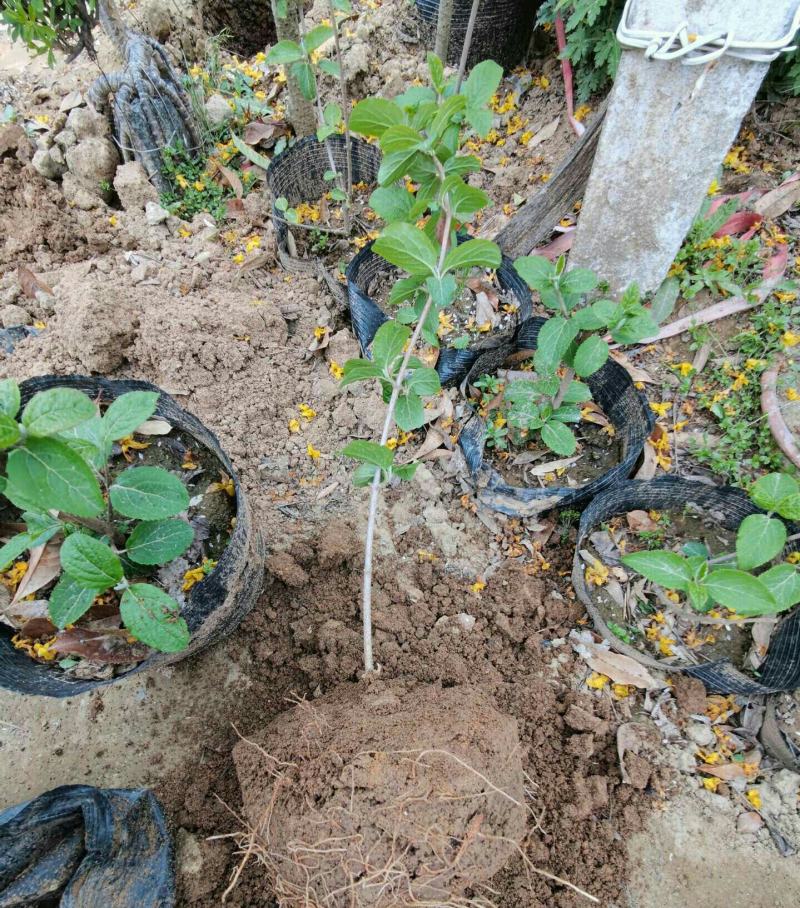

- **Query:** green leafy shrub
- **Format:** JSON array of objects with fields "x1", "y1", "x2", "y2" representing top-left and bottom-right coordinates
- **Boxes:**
[
  {"x1": 0, "y1": 382, "x2": 195, "y2": 654},
  {"x1": 1, "y1": 0, "x2": 96, "y2": 63},
  {"x1": 622, "y1": 473, "x2": 800, "y2": 618}
]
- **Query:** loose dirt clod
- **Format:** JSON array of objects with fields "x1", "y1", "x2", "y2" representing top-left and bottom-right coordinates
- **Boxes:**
[{"x1": 230, "y1": 682, "x2": 527, "y2": 906}]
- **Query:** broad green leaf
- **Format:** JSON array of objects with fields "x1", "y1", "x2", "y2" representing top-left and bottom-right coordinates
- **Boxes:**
[
  {"x1": 231, "y1": 133, "x2": 271, "y2": 171},
  {"x1": 0, "y1": 379, "x2": 20, "y2": 419},
  {"x1": 341, "y1": 440, "x2": 394, "y2": 469},
  {"x1": 622, "y1": 550, "x2": 692, "y2": 591},
  {"x1": 736, "y1": 513, "x2": 786, "y2": 571},
  {"x1": 21, "y1": 388, "x2": 95, "y2": 437},
  {"x1": 379, "y1": 125, "x2": 423, "y2": 155},
  {"x1": 316, "y1": 125, "x2": 336, "y2": 141},
  {"x1": 686, "y1": 581, "x2": 712, "y2": 612},
  {"x1": 0, "y1": 532, "x2": 34, "y2": 572},
  {"x1": 266, "y1": 39, "x2": 304, "y2": 64},
  {"x1": 275, "y1": 0, "x2": 288, "y2": 15},
  {"x1": 551, "y1": 404, "x2": 581, "y2": 423},
  {"x1": 427, "y1": 51, "x2": 444, "y2": 91},
  {"x1": 368, "y1": 185, "x2": 414, "y2": 222},
  {"x1": 353, "y1": 462, "x2": 382, "y2": 486},
  {"x1": 395, "y1": 392, "x2": 425, "y2": 431},
  {"x1": 560, "y1": 267, "x2": 598, "y2": 299},
  {"x1": 60, "y1": 533, "x2": 123, "y2": 591},
  {"x1": 572, "y1": 335, "x2": 609, "y2": 378},
  {"x1": 318, "y1": 58, "x2": 341, "y2": 78},
  {"x1": 426, "y1": 274, "x2": 457, "y2": 310},
  {"x1": 339, "y1": 359, "x2": 383, "y2": 387},
  {"x1": 6, "y1": 438, "x2": 104, "y2": 517},
  {"x1": 705, "y1": 568, "x2": 777, "y2": 616},
  {"x1": 683, "y1": 541, "x2": 710, "y2": 558},
  {"x1": 441, "y1": 175, "x2": 489, "y2": 221},
  {"x1": 373, "y1": 223, "x2": 438, "y2": 276},
  {"x1": 126, "y1": 519, "x2": 194, "y2": 566},
  {"x1": 371, "y1": 321, "x2": 410, "y2": 372},
  {"x1": 513, "y1": 255, "x2": 553, "y2": 291},
  {"x1": 462, "y1": 60, "x2": 503, "y2": 109},
  {"x1": 388, "y1": 276, "x2": 425, "y2": 307},
  {"x1": 377, "y1": 148, "x2": 421, "y2": 186},
  {"x1": 59, "y1": 416, "x2": 108, "y2": 471},
  {"x1": 407, "y1": 367, "x2": 440, "y2": 396},
  {"x1": 102, "y1": 391, "x2": 159, "y2": 442},
  {"x1": 303, "y1": 23, "x2": 334, "y2": 51},
  {"x1": 349, "y1": 97, "x2": 404, "y2": 137},
  {"x1": 760, "y1": 563, "x2": 800, "y2": 611},
  {"x1": 120, "y1": 583, "x2": 190, "y2": 652},
  {"x1": 465, "y1": 105, "x2": 492, "y2": 138},
  {"x1": 48, "y1": 576, "x2": 96, "y2": 629},
  {"x1": 572, "y1": 299, "x2": 618, "y2": 330},
  {"x1": 776, "y1": 493, "x2": 800, "y2": 521},
  {"x1": 541, "y1": 420, "x2": 576, "y2": 456},
  {"x1": 561, "y1": 381, "x2": 592, "y2": 403},
  {"x1": 110, "y1": 466, "x2": 189, "y2": 520},
  {"x1": 610, "y1": 312, "x2": 659, "y2": 344},
  {"x1": 323, "y1": 101, "x2": 342, "y2": 126},
  {"x1": 291, "y1": 61, "x2": 316, "y2": 100},
  {"x1": 442, "y1": 238, "x2": 501, "y2": 273},
  {"x1": 750, "y1": 473, "x2": 799, "y2": 512},
  {"x1": 0, "y1": 414, "x2": 20, "y2": 449},
  {"x1": 444, "y1": 154, "x2": 481, "y2": 176},
  {"x1": 428, "y1": 94, "x2": 466, "y2": 141},
  {"x1": 392, "y1": 462, "x2": 419, "y2": 482},
  {"x1": 650, "y1": 277, "x2": 679, "y2": 324},
  {"x1": 505, "y1": 377, "x2": 558, "y2": 403},
  {"x1": 533, "y1": 317, "x2": 578, "y2": 376}
]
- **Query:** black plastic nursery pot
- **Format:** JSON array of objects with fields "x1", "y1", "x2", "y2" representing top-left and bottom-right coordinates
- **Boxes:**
[
  {"x1": 457, "y1": 317, "x2": 654, "y2": 515},
  {"x1": 266, "y1": 134, "x2": 381, "y2": 280},
  {"x1": 572, "y1": 477, "x2": 800, "y2": 696},
  {"x1": 0, "y1": 375, "x2": 266, "y2": 698},
  {"x1": 414, "y1": 0, "x2": 539, "y2": 69},
  {"x1": 346, "y1": 236, "x2": 533, "y2": 387},
  {"x1": 0, "y1": 785, "x2": 174, "y2": 906}
]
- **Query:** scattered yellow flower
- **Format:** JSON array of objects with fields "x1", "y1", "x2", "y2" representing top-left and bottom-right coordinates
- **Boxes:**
[
  {"x1": 574, "y1": 104, "x2": 591, "y2": 121},
  {"x1": 34, "y1": 114, "x2": 49, "y2": 124},
  {"x1": 649, "y1": 401, "x2": 671, "y2": 417},
  {"x1": 781, "y1": 330, "x2": 799, "y2": 347},
  {"x1": 723, "y1": 145, "x2": 751, "y2": 174},
  {"x1": 307, "y1": 443, "x2": 321, "y2": 460},
  {"x1": 182, "y1": 559, "x2": 217, "y2": 591},
  {"x1": 119, "y1": 435, "x2": 150, "y2": 462},
  {"x1": 470, "y1": 579, "x2": 486, "y2": 594},
  {"x1": 329, "y1": 361, "x2": 344, "y2": 380},
  {"x1": 658, "y1": 635, "x2": 676, "y2": 656},
  {"x1": 108, "y1": 214, "x2": 118, "y2": 228},
  {"x1": 519, "y1": 131, "x2": 533, "y2": 146},
  {"x1": 232, "y1": 252, "x2": 245, "y2": 264},
  {"x1": 773, "y1": 290, "x2": 797, "y2": 303},
  {"x1": 176, "y1": 173, "x2": 189, "y2": 189},
  {"x1": 787, "y1": 552, "x2": 800, "y2": 564},
  {"x1": 676, "y1": 362, "x2": 694, "y2": 377},
  {"x1": 193, "y1": 180, "x2": 205, "y2": 192},
  {"x1": 298, "y1": 403, "x2": 316, "y2": 421},
  {"x1": 1, "y1": 561, "x2": 27, "y2": 590},
  {"x1": 746, "y1": 789, "x2": 762, "y2": 810},
  {"x1": 207, "y1": 473, "x2": 235, "y2": 496},
  {"x1": 182, "y1": 456, "x2": 198, "y2": 469},
  {"x1": 612, "y1": 684, "x2": 631, "y2": 698},
  {"x1": 33, "y1": 320, "x2": 46, "y2": 330},
  {"x1": 533, "y1": 75, "x2": 550, "y2": 89},
  {"x1": 586, "y1": 672, "x2": 609, "y2": 689},
  {"x1": 707, "y1": 178, "x2": 720, "y2": 196},
  {"x1": 288, "y1": 418, "x2": 301, "y2": 433},
  {"x1": 702, "y1": 777, "x2": 721, "y2": 792},
  {"x1": 585, "y1": 557, "x2": 609, "y2": 587}
]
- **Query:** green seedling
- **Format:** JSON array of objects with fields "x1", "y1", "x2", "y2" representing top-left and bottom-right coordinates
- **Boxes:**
[
  {"x1": 0, "y1": 382, "x2": 195, "y2": 653},
  {"x1": 622, "y1": 472, "x2": 800, "y2": 619}
]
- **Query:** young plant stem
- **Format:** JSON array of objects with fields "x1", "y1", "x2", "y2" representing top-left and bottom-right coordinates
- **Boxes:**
[
  {"x1": 552, "y1": 367, "x2": 575, "y2": 410},
  {"x1": 327, "y1": 0, "x2": 353, "y2": 210},
  {"x1": 360, "y1": 209, "x2": 454, "y2": 673},
  {"x1": 455, "y1": 0, "x2": 481, "y2": 91},
  {"x1": 62, "y1": 512, "x2": 123, "y2": 546}
]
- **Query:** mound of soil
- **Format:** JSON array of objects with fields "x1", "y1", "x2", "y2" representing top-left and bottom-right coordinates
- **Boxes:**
[{"x1": 232, "y1": 682, "x2": 527, "y2": 907}]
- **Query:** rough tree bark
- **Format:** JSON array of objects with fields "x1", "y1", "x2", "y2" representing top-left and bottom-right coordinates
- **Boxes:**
[
  {"x1": 434, "y1": 0, "x2": 455, "y2": 60},
  {"x1": 271, "y1": 0, "x2": 316, "y2": 137},
  {"x1": 496, "y1": 98, "x2": 607, "y2": 258}
]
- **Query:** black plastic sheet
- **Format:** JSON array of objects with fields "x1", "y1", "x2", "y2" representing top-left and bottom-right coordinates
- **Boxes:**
[
  {"x1": 572, "y1": 477, "x2": 800, "y2": 695},
  {"x1": 0, "y1": 785, "x2": 174, "y2": 907}
]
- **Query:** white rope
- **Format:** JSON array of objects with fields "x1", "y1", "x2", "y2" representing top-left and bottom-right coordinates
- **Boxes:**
[{"x1": 616, "y1": 0, "x2": 800, "y2": 64}]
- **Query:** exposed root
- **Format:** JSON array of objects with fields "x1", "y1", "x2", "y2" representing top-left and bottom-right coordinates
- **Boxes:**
[{"x1": 222, "y1": 735, "x2": 592, "y2": 907}]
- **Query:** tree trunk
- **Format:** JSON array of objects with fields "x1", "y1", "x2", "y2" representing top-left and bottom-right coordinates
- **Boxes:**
[
  {"x1": 272, "y1": 0, "x2": 316, "y2": 137},
  {"x1": 496, "y1": 98, "x2": 607, "y2": 258},
  {"x1": 434, "y1": 0, "x2": 455, "y2": 60}
]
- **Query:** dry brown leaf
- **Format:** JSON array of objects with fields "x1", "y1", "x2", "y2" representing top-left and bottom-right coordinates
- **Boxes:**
[
  {"x1": 225, "y1": 198, "x2": 246, "y2": 220},
  {"x1": 475, "y1": 292, "x2": 498, "y2": 327},
  {"x1": 737, "y1": 812, "x2": 765, "y2": 834},
  {"x1": 17, "y1": 265, "x2": 53, "y2": 300},
  {"x1": 316, "y1": 481, "x2": 339, "y2": 500},
  {"x1": 12, "y1": 538, "x2": 62, "y2": 604},
  {"x1": 308, "y1": 327, "x2": 331, "y2": 352},
  {"x1": 583, "y1": 645, "x2": 661, "y2": 689},
  {"x1": 761, "y1": 365, "x2": 800, "y2": 470},
  {"x1": 218, "y1": 164, "x2": 243, "y2": 199},
  {"x1": 525, "y1": 454, "x2": 580, "y2": 475},
  {"x1": 699, "y1": 763, "x2": 748, "y2": 781},
  {"x1": 414, "y1": 427, "x2": 446, "y2": 460},
  {"x1": 580, "y1": 401, "x2": 611, "y2": 428},
  {"x1": 609, "y1": 350, "x2": 656, "y2": 384},
  {"x1": 626, "y1": 510, "x2": 657, "y2": 532},
  {"x1": 753, "y1": 176, "x2": 800, "y2": 219},
  {"x1": 467, "y1": 276, "x2": 498, "y2": 302},
  {"x1": 528, "y1": 116, "x2": 560, "y2": 149},
  {"x1": 135, "y1": 418, "x2": 172, "y2": 435}
]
